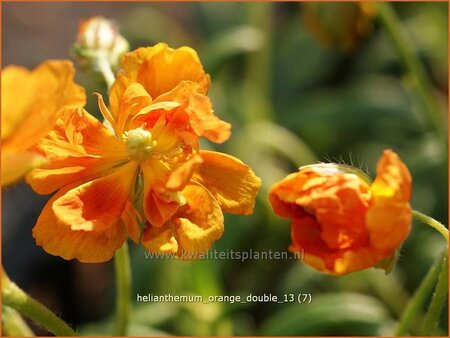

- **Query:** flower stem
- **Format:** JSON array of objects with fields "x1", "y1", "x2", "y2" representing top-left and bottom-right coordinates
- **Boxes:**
[
  {"x1": 412, "y1": 209, "x2": 448, "y2": 241},
  {"x1": 394, "y1": 250, "x2": 445, "y2": 336},
  {"x1": 96, "y1": 55, "x2": 115, "y2": 90},
  {"x1": 2, "y1": 306, "x2": 34, "y2": 337},
  {"x1": 420, "y1": 250, "x2": 448, "y2": 335},
  {"x1": 2, "y1": 269, "x2": 77, "y2": 336},
  {"x1": 376, "y1": 2, "x2": 447, "y2": 144},
  {"x1": 114, "y1": 241, "x2": 132, "y2": 336}
]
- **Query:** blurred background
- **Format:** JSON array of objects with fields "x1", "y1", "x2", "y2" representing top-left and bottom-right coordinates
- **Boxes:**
[{"x1": 2, "y1": 2, "x2": 448, "y2": 336}]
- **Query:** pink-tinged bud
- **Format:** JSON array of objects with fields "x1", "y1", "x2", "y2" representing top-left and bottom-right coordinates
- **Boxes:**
[{"x1": 74, "y1": 16, "x2": 129, "y2": 69}]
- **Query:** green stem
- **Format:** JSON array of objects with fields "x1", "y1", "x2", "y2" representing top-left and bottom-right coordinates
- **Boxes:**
[
  {"x1": 2, "y1": 306, "x2": 34, "y2": 337},
  {"x1": 394, "y1": 250, "x2": 445, "y2": 336},
  {"x1": 96, "y1": 55, "x2": 115, "y2": 90},
  {"x1": 376, "y1": 2, "x2": 447, "y2": 145},
  {"x1": 2, "y1": 270, "x2": 76, "y2": 336},
  {"x1": 114, "y1": 241, "x2": 132, "y2": 336},
  {"x1": 243, "y1": 2, "x2": 274, "y2": 123},
  {"x1": 412, "y1": 210, "x2": 449, "y2": 241},
  {"x1": 421, "y1": 251, "x2": 448, "y2": 335}
]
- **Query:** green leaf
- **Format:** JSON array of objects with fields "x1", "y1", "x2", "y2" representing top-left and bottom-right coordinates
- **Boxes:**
[{"x1": 259, "y1": 292, "x2": 392, "y2": 336}]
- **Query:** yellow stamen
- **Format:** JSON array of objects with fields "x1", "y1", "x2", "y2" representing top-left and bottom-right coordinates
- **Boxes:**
[{"x1": 123, "y1": 127, "x2": 156, "y2": 161}]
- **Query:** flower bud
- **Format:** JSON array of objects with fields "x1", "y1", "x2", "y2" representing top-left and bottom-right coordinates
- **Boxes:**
[
  {"x1": 269, "y1": 150, "x2": 412, "y2": 275},
  {"x1": 73, "y1": 16, "x2": 129, "y2": 69}
]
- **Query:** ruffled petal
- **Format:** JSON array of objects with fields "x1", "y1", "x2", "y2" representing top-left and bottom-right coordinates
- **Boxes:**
[
  {"x1": 143, "y1": 188, "x2": 180, "y2": 228},
  {"x1": 268, "y1": 172, "x2": 312, "y2": 219},
  {"x1": 102, "y1": 83, "x2": 153, "y2": 135},
  {"x1": 52, "y1": 161, "x2": 138, "y2": 232},
  {"x1": 26, "y1": 108, "x2": 128, "y2": 194},
  {"x1": 192, "y1": 150, "x2": 261, "y2": 215},
  {"x1": 166, "y1": 154, "x2": 203, "y2": 192},
  {"x1": 298, "y1": 174, "x2": 370, "y2": 250},
  {"x1": 113, "y1": 43, "x2": 210, "y2": 101},
  {"x1": 290, "y1": 217, "x2": 380, "y2": 275},
  {"x1": 141, "y1": 159, "x2": 178, "y2": 227},
  {"x1": 173, "y1": 184, "x2": 224, "y2": 256},
  {"x1": 33, "y1": 186, "x2": 128, "y2": 263},
  {"x1": 141, "y1": 184, "x2": 224, "y2": 257},
  {"x1": 141, "y1": 223, "x2": 179, "y2": 254},
  {"x1": 155, "y1": 82, "x2": 231, "y2": 143}
]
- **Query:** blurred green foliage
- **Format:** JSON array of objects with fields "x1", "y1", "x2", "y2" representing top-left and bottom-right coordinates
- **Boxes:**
[{"x1": 3, "y1": 1, "x2": 448, "y2": 336}]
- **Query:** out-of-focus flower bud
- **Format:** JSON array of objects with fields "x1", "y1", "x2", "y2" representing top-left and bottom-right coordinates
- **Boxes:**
[
  {"x1": 302, "y1": 3, "x2": 377, "y2": 52},
  {"x1": 73, "y1": 16, "x2": 129, "y2": 70}
]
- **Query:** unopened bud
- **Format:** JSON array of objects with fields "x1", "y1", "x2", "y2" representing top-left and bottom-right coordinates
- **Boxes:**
[{"x1": 73, "y1": 16, "x2": 129, "y2": 69}]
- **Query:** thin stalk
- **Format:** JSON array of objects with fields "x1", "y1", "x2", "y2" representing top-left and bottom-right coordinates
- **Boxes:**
[
  {"x1": 114, "y1": 242, "x2": 132, "y2": 336},
  {"x1": 394, "y1": 250, "x2": 445, "y2": 336},
  {"x1": 376, "y1": 2, "x2": 447, "y2": 145},
  {"x1": 420, "y1": 251, "x2": 448, "y2": 335},
  {"x1": 96, "y1": 55, "x2": 115, "y2": 90},
  {"x1": 243, "y1": 2, "x2": 274, "y2": 123},
  {"x1": 2, "y1": 270, "x2": 76, "y2": 336},
  {"x1": 2, "y1": 306, "x2": 34, "y2": 337},
  {"x1": 413, "y1": 210, "x2": 448, "y2": 241}
]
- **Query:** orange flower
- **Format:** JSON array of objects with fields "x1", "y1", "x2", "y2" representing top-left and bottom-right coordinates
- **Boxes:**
[
  {"x1": 27, "y1": 44, "x2": 261, "y2": 262},
  {"x1": 1, "y1": 61, "x2": 85, "y2": 186},
  {"x1": 269, "y1": 150, "x2": 412, "y2": 275}
]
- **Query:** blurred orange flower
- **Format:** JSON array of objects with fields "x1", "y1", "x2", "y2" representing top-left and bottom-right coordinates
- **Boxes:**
[
  {"x1": 269, "y1": 150, "x2": 412, "y2": 275},
  {"x1": 27, "y1": 44, "x2": 261, "y2": 262},
  {"x1": 1, "y1": 61, "x2": 85, "y2": 186}
]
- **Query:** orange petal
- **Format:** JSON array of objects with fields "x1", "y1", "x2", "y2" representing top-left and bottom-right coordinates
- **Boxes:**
[
  {"x1": 1, "y1": 151, "x2": 47, "y2": 187},
  {"x1": 33, "y1": 185, "x2": 128, "y2": 263},
  {"x1": 113, "y1": 83, "x2": 153, "y2": 135},
  {"x1": 121, "y1": 200, "x2": 142, "y2": 243},
  {"x1": 2, "y1": 60, "x2": 86, "y2": 153},
  {"x1": 141, "y1": 184, "x2": 224, "y2": 257},
  {"x1": 370, "y1": 149, "x2": 412, "y2": 202},
  {"x1": 192, "y1": 150, "x2": 261, "y2": 215},
  {"x1": 166, "y1": 154, "x2": 203, "y2": 192},
  {"x1": 298, "y1": 174, "x2": 369, "y2": 250},
  {"x1": 332, "y1": 247, "x2": 381, "y2": 275},
  {"x1": 173, "y1": 184, "x2": 224, "y2": 256},
  {"x1": 141, "y1": 221, "x2": 179, "y2": 254},
  {"x1": 52, "y1": 161, "x2": 138, "y2": 232},
  {"x1": 1, "y1": 66, "x2": 34, "y2": 141},
  {"x1": 186, "y1": 92, "x2": 230, "y2": 143},
  {"x1": 27, "y1": 156, "x2": 124, "y2": 195},
  {"x1": 155, "y1": 82, "x2": 231, "y2": 143},
  {"x1": 94, "y1": 93, "x2": 118, "y2": 132},
  {"x1": 366, "y1": 199, "x2": 412, "y2": 254},
  {"x1": 117, "y1": 44, "x2": 210, "y2": 99},
  {"x1": 26, "y1": 108, "x2": 127, "y2": 194},
  {"x1": 143, "y1": 188, "x2": 180, "y2": 228},
  {"x1": 141, "y1": 160, "x2": 179, "y2": 227},
  {"x1": 268, "y1": 172, "x2": 312, "y2": 219},
  {"x1": 290, "y1": 216, "x2": 378, "y2": 275}
]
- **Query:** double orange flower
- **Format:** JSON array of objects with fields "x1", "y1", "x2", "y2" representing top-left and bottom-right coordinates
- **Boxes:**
[
  {"x1": 23, "y1": 44, "x2": 260, "y2": 262},
  {"x1": 269, "y1": 150, "x2": 412, "y2": 275}
]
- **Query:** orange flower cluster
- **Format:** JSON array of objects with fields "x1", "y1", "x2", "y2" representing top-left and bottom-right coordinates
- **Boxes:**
[
  {"x1": 269, "y1": 150, "x2": 412, "y2": 275},
  {"x1": 24, "y1": 44, "x2": 261, "y2": 262}
]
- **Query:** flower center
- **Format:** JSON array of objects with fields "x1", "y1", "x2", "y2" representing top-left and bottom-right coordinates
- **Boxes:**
[{"x1": 123, "y1": 127, "x2": 157, "y2": 161}]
